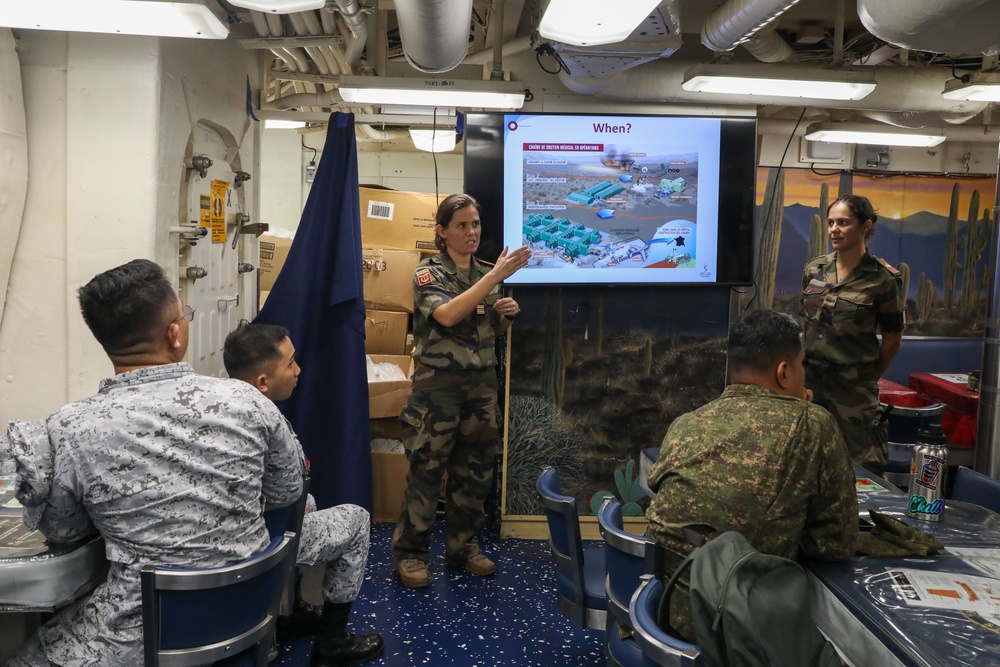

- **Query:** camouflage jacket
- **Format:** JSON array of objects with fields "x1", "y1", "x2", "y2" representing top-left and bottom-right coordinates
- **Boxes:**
[
  {"x1": 412, "y1": 252, "x2": 500, "y2": 371},
  {"x1": 801, "y1": 251, "x2": 906, "y2": 366},
  {"x1": 2, "y1": 362, "x2": 304, "y2": 665},
  {"x1": 645, "y1": 384, "x2": 858, "y2": 640}
]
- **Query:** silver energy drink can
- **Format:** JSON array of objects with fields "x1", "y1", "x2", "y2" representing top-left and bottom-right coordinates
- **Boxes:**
[{"x1": 907, "y1": 426, "x2": 948, "y2": 521}]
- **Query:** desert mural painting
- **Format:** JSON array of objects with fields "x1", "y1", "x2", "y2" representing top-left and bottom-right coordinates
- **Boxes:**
[
  {"x1": 502, "y1": 169, "x2": 997, "y2": 517},
  {"x1": 752, "y1": 169, "x2": 997, "y2": 336}
]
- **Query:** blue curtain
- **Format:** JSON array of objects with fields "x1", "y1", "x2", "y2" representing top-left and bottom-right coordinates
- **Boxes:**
[{"x1": 254, "y1": 112, "x2": 371, "y2": 511}]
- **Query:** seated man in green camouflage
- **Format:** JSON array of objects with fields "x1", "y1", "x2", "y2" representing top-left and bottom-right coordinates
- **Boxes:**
[{"x1": 645, "y1": 309, "x2": 858, "y2": 641}]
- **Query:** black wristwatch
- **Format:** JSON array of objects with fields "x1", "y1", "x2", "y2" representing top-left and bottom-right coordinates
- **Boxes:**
[{"x1": 503, "y1": 310, "x2": 520, "y2": 321}]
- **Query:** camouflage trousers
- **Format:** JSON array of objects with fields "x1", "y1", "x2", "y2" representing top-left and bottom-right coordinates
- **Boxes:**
[
  {"x1": 298, "y1": 502, "x2": 370, "y2": 604},
  {"x1": 805, "y1": 359, "x2": 886, "y2": 474},
  {"x1": 392, "y1": 366, "x2": 500, "y2": 562}
]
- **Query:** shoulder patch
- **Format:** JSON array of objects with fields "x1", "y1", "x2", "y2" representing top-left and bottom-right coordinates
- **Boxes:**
[
  {"x1": 876, "y1": 256, "x2": 900, "y2": 275},
  {"x1": 416, "y1": 268, "x2": 433, "y2": 286}
]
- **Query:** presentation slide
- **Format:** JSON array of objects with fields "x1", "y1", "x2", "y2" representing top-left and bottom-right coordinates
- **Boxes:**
[{"x1": 502, "y1": 114, "x2": 722, "y2": 285}]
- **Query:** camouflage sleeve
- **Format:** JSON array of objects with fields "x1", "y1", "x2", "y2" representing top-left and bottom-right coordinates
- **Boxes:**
[
  {"x1": 260, "y1": 399, "x2": 305, "y2": 507},
  {"x1": 799, "y1": 407, "x2": 858, "y2": 560},
  {"x1": 38, "y1": 439, "x2": 97, "y2": 544},
  {"x1": 646, "y1": 412, "x2": 694, "y2": 493},
  {"x1": 877, "y1": 271, "x2": 906, "y2": 333},
  {"x1": 414, "y1": 265, "x2": 450, "y2": 323}
]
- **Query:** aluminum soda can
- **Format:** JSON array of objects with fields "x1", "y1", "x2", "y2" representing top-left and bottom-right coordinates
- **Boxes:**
[{"x1": 907, "y1": 424, "x2": 948, "y2": 522}]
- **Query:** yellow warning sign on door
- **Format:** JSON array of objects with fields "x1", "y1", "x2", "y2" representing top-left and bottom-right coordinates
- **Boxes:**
[{"x1": 211, "y1": 180, "x2": 230, "y2": 243}]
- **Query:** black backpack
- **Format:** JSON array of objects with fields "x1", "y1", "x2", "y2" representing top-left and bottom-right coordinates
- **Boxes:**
[{"x1": 660, "y1": 530, "x2": 844, "y2": 667}]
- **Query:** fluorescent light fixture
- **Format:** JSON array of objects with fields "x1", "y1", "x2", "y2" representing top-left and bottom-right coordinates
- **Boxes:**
[
  {"x1": 0, "y1": 0, "x2": 228, "y2": 39},
  {"x1": 682, "y1": 64, "x2": 877, "y2": 101},
  {"x1": 805, "y1": 122, "x2": 946, "y2": 147},
  {"x1": 538, "y1": 0, "x2": 661, "y2": 47},
  {"x1": 338, "y1": 76, "x2": 526, "y2": 110},
  {"x1": 409, "y1": 128, "x2": 457, "y2": 153},
  {"x1": 227, "y1": 0, "x2": 325, "y2": 13},
  {"x1": 943, "y1": 71, "x2": 1000, "y2": 101},
  {"x1": 263, "y1": 119, "x2": 306, "y2": 130}
]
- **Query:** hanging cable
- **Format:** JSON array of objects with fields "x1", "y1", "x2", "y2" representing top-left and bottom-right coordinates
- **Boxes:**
[{"x1": 742, "y1": 106, "x2": 808, "y2": 313}]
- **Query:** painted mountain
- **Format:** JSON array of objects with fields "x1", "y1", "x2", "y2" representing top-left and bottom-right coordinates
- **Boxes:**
[{"x1": 761, "y1": 203, "x2": 990, "y2": 301}]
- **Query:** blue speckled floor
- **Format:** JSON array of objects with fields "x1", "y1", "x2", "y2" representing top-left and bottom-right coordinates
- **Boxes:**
[{"x1": 273, "y1": 521, "x2": 605, "y2": 666}]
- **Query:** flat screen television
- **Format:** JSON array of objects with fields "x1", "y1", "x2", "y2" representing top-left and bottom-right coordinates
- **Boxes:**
[{"x1": 464, "y1": 112, "x2": 756, "y2": 286}]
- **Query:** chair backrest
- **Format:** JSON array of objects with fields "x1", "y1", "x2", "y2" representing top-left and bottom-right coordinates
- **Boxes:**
[
  {"x1": 951, "y1": 466, "x2": 1000, "y2": 513},
  {"x1": 597, "y1": 497, "x2": 653, "y2": 626},
  {"x1": 883, "y1": 402, "x2": 945, "y2": 447},
  {"x1": 263, "y1": 472, "x2": 310, "y2": 616},
  {"x1": 629, "y1": 575, "x2": 703, "y2": 667},
  {"x1": 141, "y1": 532, "x2": 296, "y2": 667},
  {"x1": 536, "y1": 466, "x2": 603, "y2": 629}
]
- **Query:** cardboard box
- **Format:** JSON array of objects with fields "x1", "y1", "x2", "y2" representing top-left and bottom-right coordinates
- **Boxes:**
[
  {"x1": 362, "y1": 247, "x2": 421, "y2": 312},
  {"x1": 359, "y1": 187, "x2": 443, "y2": 253},
  {"x1": 371, "y1": 451, "x2": 410, "y2": 522},
  {"x1": 365, "y1": 310, "x2": 409, "y2": 356},
  {"x1": 368, "y1": 354, "x2": 413, "y2": 419},
  {"x1": 259, "y1": 235, "x2": 293, "y2": 291},
  {"x1": 259, "y1": 290, "x2": 270, "y2": 308}
]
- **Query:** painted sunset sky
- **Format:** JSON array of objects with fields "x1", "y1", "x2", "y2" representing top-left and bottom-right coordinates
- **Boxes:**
[{"x1": 755, "y1": 169, "x2": 997, "y2": 220}]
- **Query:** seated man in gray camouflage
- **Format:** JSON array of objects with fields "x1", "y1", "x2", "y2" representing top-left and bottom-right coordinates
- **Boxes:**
[
  {"x1": 223, "y1": 323, "x2": 383, "y2": 667},
  {"x1": 2, "y1": 259, "x2": 303, "y2": 667},
  {"x1": 645, "y1": 309, "x2": 858, "y2": 642}
]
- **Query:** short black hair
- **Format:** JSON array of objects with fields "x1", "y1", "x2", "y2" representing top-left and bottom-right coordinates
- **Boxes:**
[
  {"x1": 223, "y1": 323, "x2": 291, "y2": 382},
  {"x1": 77, "y1": 259, "x2": 177, "y2": 353},
  {"x1": 434, "y1": 193, "x2": 480, "y2": 252},
  {"x1": 727, "y1": 310, "x2": 803, "y2": 376}
]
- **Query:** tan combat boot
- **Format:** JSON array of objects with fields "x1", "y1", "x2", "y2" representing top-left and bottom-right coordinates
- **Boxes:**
[{"x1": 395, "y1": 559, "x2": 431, "y2": 588}]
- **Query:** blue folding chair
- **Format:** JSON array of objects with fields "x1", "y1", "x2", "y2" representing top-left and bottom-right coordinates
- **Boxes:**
[
  {"x1": 951, "y1": 466, "x2": 1000, "y2": 514},
  {"x1": 536, "y1": 466, "x2": 608, "y2": 630},
  {"x1": 141, "y1": 532, "x2": 296, "y2": 667},
  {"x1": 629, "y1": 575, "x2": 703, "y2": 667},
  {"x1": 263, "y1": 473, "x2": 310, "y2": 614},
  {"x1": 597, "y1": 497, "x2": 654, "y2": 667}
]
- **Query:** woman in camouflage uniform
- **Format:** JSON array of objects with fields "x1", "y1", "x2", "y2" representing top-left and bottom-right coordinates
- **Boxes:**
[
  {"x1": 392, "y1": 193, "x2": 530, "y2": 588},
  {"x1": 801, "y1": 194, "x2": 906, "y2": 475}
]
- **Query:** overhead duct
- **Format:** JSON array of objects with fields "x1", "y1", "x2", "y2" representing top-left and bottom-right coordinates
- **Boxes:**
[
  {"x1": 702, "y1": 0, "x2": 805, "y2": 52},
  {"x1": 394, "y1": 0, "x2": 474, "y2": 73},
  {"x1": 332, "y1": 0, "x2": 367, "y2": 72},
  {"x1": 557, "y1": 60, "x2": 991, "y2": 115},
  {"x1": 741, "y1": 26, "x2": 797, "y2": 63},
  {"x1": 858, "y1": 0, "x2": 1000, "y2": 55}
]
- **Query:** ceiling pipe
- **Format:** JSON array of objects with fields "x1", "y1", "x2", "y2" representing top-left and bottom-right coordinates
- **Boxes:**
[
  {"x1": 463, "y1": 36, "x2": 532, "y2": 66},
  {"x1": 858, "y1": 0, "x2": 1000, "y2": 55},
  {"x1": 556, "y1": 60, "x2": 991, "y2": 115},
  {"x1": 394, "y1": 0, "x2": 474, "y2": 73},
  {"x1": 741, "y1": 27, "x2": 797, "y2": 63},
  {"x1": 331, "y1": 0, "x2": 367, "y2": 72},
  {"x1": 264, "y1": 12, "x2": 283, "y2": 37},
  {"x1": 702, "y1": 0, "x2": 806, "y2": 52}
]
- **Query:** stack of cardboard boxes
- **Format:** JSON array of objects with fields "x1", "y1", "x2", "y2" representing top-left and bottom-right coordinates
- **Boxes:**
[{"x1": 359, "y1": 186, "x2": 444, "y2": 520}]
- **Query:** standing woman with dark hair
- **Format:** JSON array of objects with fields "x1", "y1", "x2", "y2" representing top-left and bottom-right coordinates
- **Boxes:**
[
  {"x1": 801, "y1": 194, "x2": 907, "y2": 475},
  {"x1": 392, "y1": 193, "x2": 530, "y2": 588}
]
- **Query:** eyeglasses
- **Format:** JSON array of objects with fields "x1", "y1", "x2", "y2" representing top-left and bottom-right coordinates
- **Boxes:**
[{"x1": 174, "y1": 304, "x2": 195, "y2": 323}]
